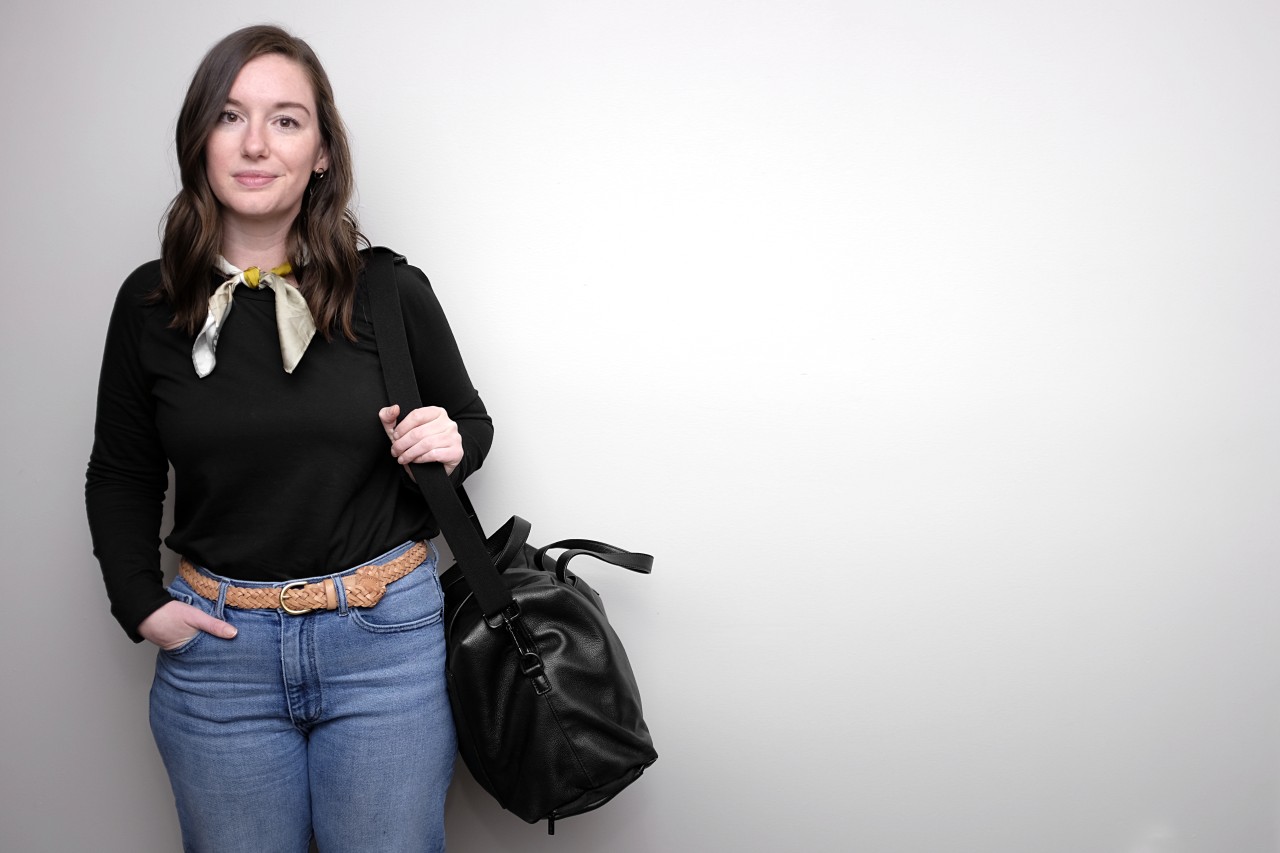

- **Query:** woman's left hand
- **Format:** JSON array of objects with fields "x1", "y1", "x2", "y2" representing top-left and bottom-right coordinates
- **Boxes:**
[{"x1": 378, "y1": 404, "x2": 463, "y2": 477}]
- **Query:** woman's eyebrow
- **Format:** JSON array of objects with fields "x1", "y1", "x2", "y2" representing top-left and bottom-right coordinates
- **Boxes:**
[{"x1": 224, "y1": 97, "x2": 313, "y2": 117}]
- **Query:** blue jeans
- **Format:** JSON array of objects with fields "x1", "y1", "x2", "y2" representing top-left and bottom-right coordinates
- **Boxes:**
[{"x1": 150, "y1": 541, "x2": 455, "y2": 853}]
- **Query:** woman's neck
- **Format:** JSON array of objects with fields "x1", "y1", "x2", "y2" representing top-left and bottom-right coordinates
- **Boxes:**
[{"x1": 220, "y1": 217, "x2": 294, "y2": 272}]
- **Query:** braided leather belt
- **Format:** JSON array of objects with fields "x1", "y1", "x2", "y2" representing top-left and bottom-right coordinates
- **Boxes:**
[{"x1": 178, "y1": 542, "x2": 430, "y2": 614}]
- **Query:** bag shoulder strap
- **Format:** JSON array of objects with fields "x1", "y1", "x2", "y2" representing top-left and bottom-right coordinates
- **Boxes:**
[{"x1": 364, "y1": 247, "x2": 515, "y2": 619}]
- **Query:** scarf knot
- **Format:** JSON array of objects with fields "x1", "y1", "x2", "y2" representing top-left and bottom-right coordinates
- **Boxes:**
[{"x1": 191, "y1": 257, "x2": 318, "y2": 378}]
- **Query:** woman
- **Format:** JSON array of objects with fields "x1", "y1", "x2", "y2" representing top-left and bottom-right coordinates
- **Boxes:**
[{"x1": 85, "y1": 25, "x2": 491, "y2": 852}]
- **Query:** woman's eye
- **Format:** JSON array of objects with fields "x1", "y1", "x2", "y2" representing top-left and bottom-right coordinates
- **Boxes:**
[
  {"x1": 277, "y1": 116, "x2": 298, "y2": 129},
  {"x1": 218, "y1": 111, "x2": 239, "y2": 123}
]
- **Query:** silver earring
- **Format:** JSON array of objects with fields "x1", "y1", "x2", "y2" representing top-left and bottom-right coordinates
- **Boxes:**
[{"x1": 313, "y1": 169, "x2": 326, "y2": 179}]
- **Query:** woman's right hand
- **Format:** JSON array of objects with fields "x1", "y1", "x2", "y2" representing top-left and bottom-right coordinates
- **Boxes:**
[{"x1": 138, "y1": 600, "x2": 238, "y2": 650}]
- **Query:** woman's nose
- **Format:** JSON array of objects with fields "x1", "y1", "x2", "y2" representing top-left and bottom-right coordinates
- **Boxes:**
[{"x1": 241, "y1": 121, "x2": 268, "y2": 157}]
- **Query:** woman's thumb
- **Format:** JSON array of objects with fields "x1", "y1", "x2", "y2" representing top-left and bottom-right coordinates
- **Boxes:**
[{"x1": 195, "y1": 612, "x2": 238, "y2": 639}]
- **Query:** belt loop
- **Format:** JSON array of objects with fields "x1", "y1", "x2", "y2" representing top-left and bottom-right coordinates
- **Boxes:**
[
  {"x1": 335, "y1": 573, "x2": 350, "y2": 616},
  {"x1": 214, "y1": 581, "x2": 229, "y2": 620}
]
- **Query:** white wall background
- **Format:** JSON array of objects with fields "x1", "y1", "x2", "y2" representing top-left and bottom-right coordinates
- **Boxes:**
[{"x1": 2, "y1": 1, "x2": 1278, "y2": 851}]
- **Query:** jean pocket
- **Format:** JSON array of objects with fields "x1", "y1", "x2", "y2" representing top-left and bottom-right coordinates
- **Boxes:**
[
  {"x1": 159, "y1": 579, "x2": 212, "y2": 656},
  {"x1": 348, "y1": 569, "x2": 444, "y2": 634}
]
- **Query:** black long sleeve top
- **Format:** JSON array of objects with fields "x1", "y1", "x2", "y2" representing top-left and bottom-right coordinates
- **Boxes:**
[{"x1": 85, "y1": 253, "x2": 493, "y2": 641}]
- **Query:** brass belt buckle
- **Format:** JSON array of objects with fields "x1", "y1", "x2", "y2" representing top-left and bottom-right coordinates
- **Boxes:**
[{"x1": 279, "y1": 581, "x2": 314, "y2": 615}]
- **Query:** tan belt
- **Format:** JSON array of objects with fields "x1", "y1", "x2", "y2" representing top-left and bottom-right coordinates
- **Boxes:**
[{"x1": 178, "y1": 542, "x2": 430, "y2": 614}]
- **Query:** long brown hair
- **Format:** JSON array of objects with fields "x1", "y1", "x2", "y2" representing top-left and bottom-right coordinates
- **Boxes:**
[{"x1": 156, "y1": 25, "x2": 366, "y2": 339}]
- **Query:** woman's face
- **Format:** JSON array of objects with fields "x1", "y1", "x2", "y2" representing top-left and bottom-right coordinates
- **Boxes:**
[{"x1": 205, "y1": 53, "x2": 330, "y2": 234}]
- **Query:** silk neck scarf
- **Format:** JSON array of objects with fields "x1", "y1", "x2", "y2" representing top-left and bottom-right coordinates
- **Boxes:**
[{"x1": 191, "y1": 257, "x2": 318, "y2": 378}]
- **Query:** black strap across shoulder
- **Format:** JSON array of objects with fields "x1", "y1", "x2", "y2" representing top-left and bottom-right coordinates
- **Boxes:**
[
  {"x1": 365, "y1": 248, "x2": 657, "y2": 834},
  {"x1": 363, "y1": 247, "x2": 515, "y2": 618}
]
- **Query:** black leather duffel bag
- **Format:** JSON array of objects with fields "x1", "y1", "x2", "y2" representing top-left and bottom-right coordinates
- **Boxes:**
[
  {"x1": 366, "y1": 248, "x2": 657, "y2": 833},
  {"x1": 441, "y1": 515, "x2": 657, "y2": 832}
]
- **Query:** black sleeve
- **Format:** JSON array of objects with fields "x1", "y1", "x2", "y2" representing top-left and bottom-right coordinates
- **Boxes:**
[
  {"x1": 85, "y1": 265, "x2": 173, "y2": 642},
  {"x1": 395, "y1": 261, "x2": 494, "y2": 485}
]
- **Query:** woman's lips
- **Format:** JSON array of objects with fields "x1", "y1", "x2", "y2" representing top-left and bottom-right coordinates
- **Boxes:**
[{"x1": 234, "y1": 172, "x2": 277, "y2": 188}]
